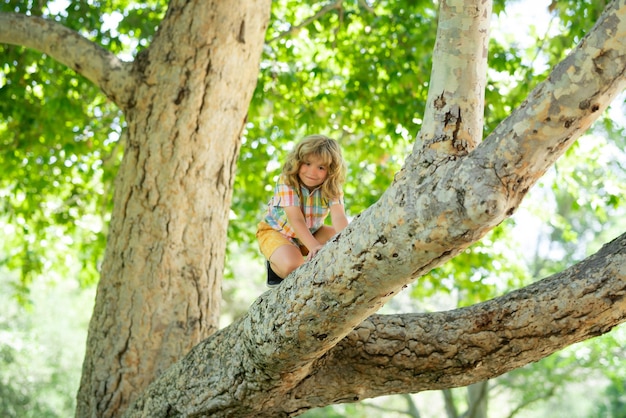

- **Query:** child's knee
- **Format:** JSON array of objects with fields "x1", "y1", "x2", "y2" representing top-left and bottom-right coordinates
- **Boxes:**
[
  {"x1": 275, "y1": 257, "x2": 303, "y2": 278},
  {"x1": 314, "y1": 225, "x2": 336, "y2": 244}
]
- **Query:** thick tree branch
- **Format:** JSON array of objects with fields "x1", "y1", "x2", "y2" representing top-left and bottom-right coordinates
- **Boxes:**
[
  {"x1": 0, "y1": 13, "x2": 134, "y2": 108},
  {"x1": 419, "y1": 0, "x2": 492, "y2": 155},
  {"x1": 283, "y1": 232, "x2": 626, "y2": 412},
  {"x1": 125, "y1": 231, "x2": 626, "y2": 417},
  {"x1": 233, "y1": 0, "x2": 626, "y2": 389},
  {"x1": 472, "y1": 0, "x2": 626, "y2": 211}
]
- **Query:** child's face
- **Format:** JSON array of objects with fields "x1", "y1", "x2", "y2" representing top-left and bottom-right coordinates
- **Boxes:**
[{"x1": 298, "y1": 154, "x2": 328, "y2": 190}]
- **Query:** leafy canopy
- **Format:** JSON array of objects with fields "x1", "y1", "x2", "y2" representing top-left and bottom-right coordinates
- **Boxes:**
[{"x1": 1, "y1": 0, "x2": 624, "y2": 306}]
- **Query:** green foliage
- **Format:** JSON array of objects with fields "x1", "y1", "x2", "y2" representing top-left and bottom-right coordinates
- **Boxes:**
[
  {"x1": 233, "y1": 0, "x2": 440, "y2": 258},
  {"x1": 495, "y1": 326, "x2": 626, "y2": 418},
  {"x1": 416, "y1": 220, "x2": 530, "y2": 307},
  {"x1": 594, "y1": 378, "x2": 626, "y2": 418},
  {"x1": 0, "y1": 0, "x2": 169, "y2": 298},
  {"x1": 523, "y1": 131, "x2": 626, "y2": 279}
]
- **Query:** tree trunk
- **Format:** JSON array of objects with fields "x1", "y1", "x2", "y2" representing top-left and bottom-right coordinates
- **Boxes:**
[
  {"x1": 72, "y1": 1, "x2": 271, "y2": 416},
  {"x1": 443, "y1": 389, "x2": 459, "y2": 418},
  {"x1": 421, "y1": 0, "x2": 491, "y2": 154},
  {"x1": 464, "y1": 382, "x2": 488, "y2": 418}
]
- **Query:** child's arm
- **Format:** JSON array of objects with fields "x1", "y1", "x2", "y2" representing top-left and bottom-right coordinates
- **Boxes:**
[
  {"x1": 284, "y1": 205, "x2": 323, "y2": 253},
  {"x1": 330, "y1": 203, "x2": 348, "y2": 232}
]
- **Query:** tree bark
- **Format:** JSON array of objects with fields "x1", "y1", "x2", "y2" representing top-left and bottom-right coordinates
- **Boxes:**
[
  {"x1": 421, "y1": 0, "x2": 492, "y2": 154},
  {"x1": 124, "y1": 230, "x2": 626, "y2": 417},
  {"x1": 68, "y1": 1, "x2": 271, "y2": 416}
]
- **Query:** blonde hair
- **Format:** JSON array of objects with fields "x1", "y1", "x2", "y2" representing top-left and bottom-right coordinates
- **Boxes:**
[{"x1": 282, "y1": 134, "x2": 346, "y2": 201}]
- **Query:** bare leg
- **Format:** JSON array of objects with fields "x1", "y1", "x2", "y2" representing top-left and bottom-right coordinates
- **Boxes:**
[
  {"x1": 270, "y1": 227, "x2": 337, "y2": 278},
  {"x1": 314, "y1": 225, "x2": 337, "y2": 245},
  {"x1": 269, "y1": 244, "x2": 305, "y2": 278}
]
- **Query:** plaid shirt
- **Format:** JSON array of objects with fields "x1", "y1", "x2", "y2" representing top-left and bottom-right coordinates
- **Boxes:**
[{"x1": 263, "y1": 182, "x2": 343, "y2": 245}]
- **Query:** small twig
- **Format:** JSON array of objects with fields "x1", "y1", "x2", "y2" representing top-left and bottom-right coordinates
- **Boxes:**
[
  {"x1": 358, "y1": 0, "x2": 376, "y2": 14},
  {"x1": 269, "y1": 0, "x2": 344, "y2": 44}
]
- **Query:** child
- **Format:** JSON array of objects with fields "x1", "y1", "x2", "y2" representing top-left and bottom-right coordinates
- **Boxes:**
[{"x1": 256, "y1": 134, "x2": 349, "y2": 286}]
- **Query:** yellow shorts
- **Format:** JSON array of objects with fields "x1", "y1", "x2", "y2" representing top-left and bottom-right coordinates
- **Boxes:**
[{"x1": 256, "y1": 221, "x2": 308, "y2": 260}]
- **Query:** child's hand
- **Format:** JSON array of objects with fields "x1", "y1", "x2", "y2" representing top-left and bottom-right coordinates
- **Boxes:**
[{"x1": 306, "y1": 244, "x2": 324, "y2": 261}]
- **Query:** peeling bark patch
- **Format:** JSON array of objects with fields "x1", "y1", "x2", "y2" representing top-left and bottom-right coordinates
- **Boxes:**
[
  {"x1": 434, "y1": 93, "x2": 446, "y2": 109},
  {"x1": 547, "y1": 136, "x2": 571, "y2": 154},
  {"x1": 592, "y1": 50, "x2": 613, "y2": 75}
]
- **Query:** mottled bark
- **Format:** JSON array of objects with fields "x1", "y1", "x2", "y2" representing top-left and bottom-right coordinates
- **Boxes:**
[
  {"x1": 421, "y1": 0, "x2": 492, "y2": 154},
  {"x1": 292, "y1": 232, "x2": 626, "y2": 403},
  {"x1": 65, "y1": 1, "x2": 271, "y2": 416},
  {"x1": 125, "y1": 231, "x2": 626, "y2": 417}
]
